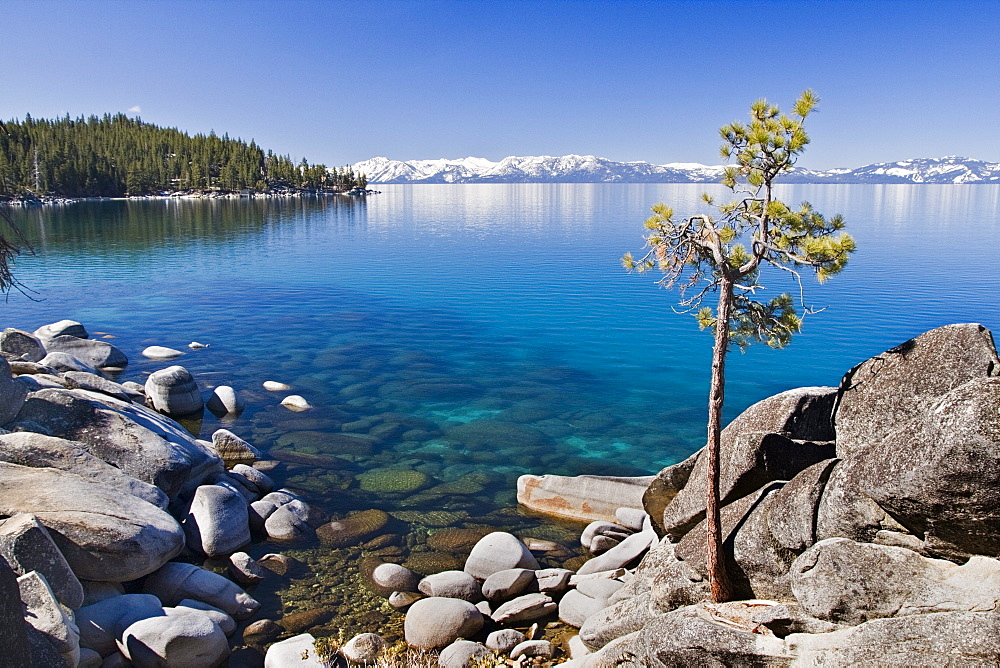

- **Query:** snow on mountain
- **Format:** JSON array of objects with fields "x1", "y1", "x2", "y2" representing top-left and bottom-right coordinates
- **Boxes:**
[{"x1": 352, "y1": 155, "x2": 1000, "y2": 185}]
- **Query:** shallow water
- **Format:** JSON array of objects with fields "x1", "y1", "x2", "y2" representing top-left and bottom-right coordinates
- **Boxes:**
[{"x1": 4, "y1": 184, "x2": 1000, "y2": 644}]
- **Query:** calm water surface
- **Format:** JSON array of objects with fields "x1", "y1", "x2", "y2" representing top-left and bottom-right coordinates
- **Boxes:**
[{"x1": 5, "y1": 184, "x2": 1000, "y2": 642}]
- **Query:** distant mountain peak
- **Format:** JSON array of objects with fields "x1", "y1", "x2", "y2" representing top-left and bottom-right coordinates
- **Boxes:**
[{"x1": 352, "y1": 155, "x2": 1000, "y2": 185}]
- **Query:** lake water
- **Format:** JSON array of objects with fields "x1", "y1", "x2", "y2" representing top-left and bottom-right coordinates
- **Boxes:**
[{"x1": 4, "y1": 184, "x2": 1000, "y2": 641}]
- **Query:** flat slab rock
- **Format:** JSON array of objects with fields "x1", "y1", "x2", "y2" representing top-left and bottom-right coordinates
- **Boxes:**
[{"x1": 516, "y1": 473, "x2": 653, "y2": 523}]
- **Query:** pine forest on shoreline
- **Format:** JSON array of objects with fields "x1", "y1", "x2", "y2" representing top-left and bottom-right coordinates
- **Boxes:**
[{"x1": 0, "y1": 114, "x2": 367, "y2": 199}]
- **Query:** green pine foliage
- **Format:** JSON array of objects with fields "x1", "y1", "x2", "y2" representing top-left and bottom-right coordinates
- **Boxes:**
[
  {"x1": 0, "y1": 114, "x2": 366, "y2": 198},
  {"x1": 622, "y1": 90, "x2": 856, "y2": 349}
]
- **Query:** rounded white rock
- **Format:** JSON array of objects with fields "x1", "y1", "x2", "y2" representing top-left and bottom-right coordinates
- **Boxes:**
[
  {"x1": 142, "y1": 346, "x2": 184, "y2": 360},
  {"x1": 280, "y1": 395, "x2": 311, "y2": 411},
  {"x1": 263, "y1": 381, "x2": 291, "y2": 391}
]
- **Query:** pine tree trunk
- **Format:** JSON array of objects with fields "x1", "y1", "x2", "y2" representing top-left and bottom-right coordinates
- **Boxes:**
[{"x1": 706, "y1": 278, "x2": 735, "y2": 603}]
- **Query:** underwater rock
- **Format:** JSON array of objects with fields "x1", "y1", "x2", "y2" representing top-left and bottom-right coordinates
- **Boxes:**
[
  {"x1": 357, "y1": 468, "x2": 430, "y2": 493},
  {"x1": 316, "y1": 509, "x2": 390, "y2": 548}
]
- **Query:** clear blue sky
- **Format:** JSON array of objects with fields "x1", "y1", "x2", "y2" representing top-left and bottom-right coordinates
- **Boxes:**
[{"x1": 4, "y1": 0, "x2": 997, "y2": 170}]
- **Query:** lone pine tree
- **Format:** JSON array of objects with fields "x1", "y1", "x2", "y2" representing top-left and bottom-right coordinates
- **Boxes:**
[{"x1": 623, "y1": 90, "x2": 856, "y2": 602}]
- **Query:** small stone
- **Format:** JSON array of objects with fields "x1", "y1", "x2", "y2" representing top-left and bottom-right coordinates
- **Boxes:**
[
  {"x1": 535, "y1": 568, "x2": 573, "y2": 594},
  {"x1": 403, "y1": 597, "x2": 483, "y2": 650},
  {"x1": 142, "y1": 346, "x2": 184, "y2": 360},
  {"x1": 263, "y1": 633, "x2": 325, "y2": 666},
  {"x1": 511, "y1": 639, "x2": 554, "y2": 660},
  {"x1": 257, "y1": 553, "x2": 294, "y2": 576},
  {"x1": 486, "y1": 628, "x2": 526, "y2": 654},
  {"x1": 242, "y1": 618, "x2": 281, "y2": 645},
  {"x1": 438, "y1": 640, "x2": 490, "y2": 668},
  {"x1": 229, "y1": 552, "x2": 269, "y2": 585},
  {"x1": 206, "y1": 385, "x2": 244, "y2": 415},
  {"x1": 341, "y1": 633, "x2": 386, "y2": 663},
  {"x1": 389, "y1": 591, "x2": 423, "y2": 609},
  {"x1": 490, "y1": 593, "x2": 556, "y2": 625},
  {"x1": 418, "y1": 570, "x2": 482, "y2": 602},
  {"x1": 373, "y1": 563, "x2": 421, "y2": 592},
  {"x1": 232, "y1": 464, "x2": 274, "y2": 494},
  {"x1": 281, "y1": 395, "x2": 312, "y2": 411},
  {"x1": 482, "y1": 568, "x2": 538, "y2": 603},
  {"x1": 465, "y1": 532, "x2": 540, "y2": 580},
  {"x1": 211, "y1": 429, "x2": 262, "y2": 468},
  {"x1": 263, "y1": 380, "x2": 291, "y2": 391}
]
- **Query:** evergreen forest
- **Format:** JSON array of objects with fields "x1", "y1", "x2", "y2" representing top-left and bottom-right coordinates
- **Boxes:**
[{"x1": 0, "y1": 114, "x2": 367, "y2": 198}]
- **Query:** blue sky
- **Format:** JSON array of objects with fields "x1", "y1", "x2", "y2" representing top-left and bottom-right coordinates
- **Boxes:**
[{"x1": 4, "y1": 0, "x2": 997, "y2": 170}]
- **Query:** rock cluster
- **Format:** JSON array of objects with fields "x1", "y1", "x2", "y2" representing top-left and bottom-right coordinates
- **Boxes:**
[
  {"x1": 0, "y1": 319, "x2": 320, "y2": 666},
  {"x1": 527, "y1": 323, "x2": 1000, "y2": 666}
]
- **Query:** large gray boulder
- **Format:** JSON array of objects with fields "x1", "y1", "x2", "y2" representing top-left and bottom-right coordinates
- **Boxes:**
[
  {"x1": 0, "y1": 328, "x2": 45, "y2": 362},
  {"x1": 787, "y1": 610, "x2": 1000, "y2": 665},
  {"x1": 642, "y1": 451, "x2": 699, "y2": 536},
  {"x1": 0, "y1": 513, "x2": 84, "y2": 609},
  {"x1": 0, "y1": 356, "x2": 28, "y2": 426},
  {"x1": 145, "y1": 366, "x2": 203, "y2": 417},
  {"x1": 34, "y1": 320, "x2": 88, "y2": 341},
  {"x1": 579, "y1": 593, "x2": 653, "y2": 651},
  {"x1": 660, "y1": 387, "x2": 837, "y2": 539},
  {"x1": 674, "y1": 483, "x2": 785, "y2": 599},
  {"x1": 61, "y1": 372, "x2": 134, "y2": 403},
  {"x1": 790, "y1": 538, "x2": 1000, "y2": 625},
  {"x1": 18, "y1": 570, "x2": 80, "y2": 666},
  {"x1": 464, "y1": 532, "x2": 539, "y2": 580},
  {"x1": 41, "y1": 335, "x2": 128, "y2": 369},
  {"x1": 0, "y1": 462, "x2": 184, "y2": 582},
  {"x1": 834, "y1": 323, "x2": 1000, "y2": 458},
  {"x1": 142, "y1": 562, "x2": 259, "y2": 620},
  {"x1": 7, "y1": 388, "x2": 222, "y2": 498},
  {"x1": 0, "y1": 432, "x2": 169, "y2": 508},
  {"x1": 637, "y1": 604, "x2": 789, "y2": 666},
  {"x1": 184, "y1": 484, "x2": 251, "y2": 557},
  {"x1": 77, "y1": 594, "x2": 166, "y2": 657},
  {"x1": 847, "y1": 376, "x2": 1000, "y2": 559},
  {"x1": 119, "y1": 610, "x2": 229, "y2": 667},
  {"x1": 0, "y1": 555, "x2": 32, "y2": 665},
  {"x1": 38, "y1": 352, "x2": 97, "y2": 374},
  {"x1": 403, "y1": 597, "x2": 483, "y2": 650}
]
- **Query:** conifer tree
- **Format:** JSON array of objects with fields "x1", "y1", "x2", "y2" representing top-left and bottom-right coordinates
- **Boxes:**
[{"x1": 623, "y1": 90, "x2": 856, "y2": 602}]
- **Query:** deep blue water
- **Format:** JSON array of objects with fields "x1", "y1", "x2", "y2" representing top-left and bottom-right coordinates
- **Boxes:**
[
  {"x1": 4, "y1": 184, "x2": 999, "y2": 635},
  {"x1": 6, "y1": 185, "x2": 999, "y2": 476}
]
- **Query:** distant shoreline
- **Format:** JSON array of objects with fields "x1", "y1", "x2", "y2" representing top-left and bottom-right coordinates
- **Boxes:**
[{"x1": 1, "y1": 188, "x2": 380, "y2": 207}]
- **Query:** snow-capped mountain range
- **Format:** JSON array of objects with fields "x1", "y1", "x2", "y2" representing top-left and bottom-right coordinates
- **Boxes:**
[{"x1": 352, "y1": 155, "x2": 1000, "y2": 185}]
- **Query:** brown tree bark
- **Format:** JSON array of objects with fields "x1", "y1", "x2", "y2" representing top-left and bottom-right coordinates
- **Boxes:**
[{"x1": 706, "y1": 277, "x2": 735, "y2": 603}]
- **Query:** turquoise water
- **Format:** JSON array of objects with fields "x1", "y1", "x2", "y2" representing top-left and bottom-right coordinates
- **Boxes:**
[{"x1": 4, "y1": 184, "x2": 1000, "y2": 638}]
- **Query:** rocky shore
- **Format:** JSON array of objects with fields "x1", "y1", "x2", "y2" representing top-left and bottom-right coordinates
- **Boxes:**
[{"x1": 2, "y1": 320, "x2": 999, "y2": 666}]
